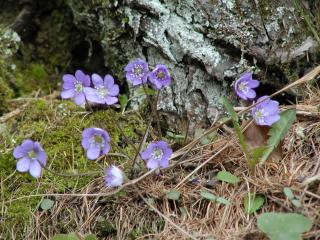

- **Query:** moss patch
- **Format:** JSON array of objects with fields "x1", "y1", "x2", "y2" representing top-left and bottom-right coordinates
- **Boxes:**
[{"x1": 0, "y1": 99, "x2": 146, "y2": 239}]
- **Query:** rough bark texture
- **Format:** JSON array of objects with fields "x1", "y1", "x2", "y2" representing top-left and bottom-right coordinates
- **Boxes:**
[
  {"x1": 66, "y1": 0, "x2": 319, "y2": 133},
  {"x1": 1, "y1": 0, "x2": 320, "y2": 133}
]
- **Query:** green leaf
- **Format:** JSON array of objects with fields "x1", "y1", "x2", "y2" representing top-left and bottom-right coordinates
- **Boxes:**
[
  {"x1": 119, "y1": 94, "x2": 128, "y2": 113},
  {"x1": 84, "y1": 234, "x2": 97, "y2": 240},
  {"x1": 216, "y1": 197, "x2": 230, "y2": 205},
  {"x1": 201, "y1": 190, "x2": 217, "y2": 201},
  {"x1": 244, "y1": 194, "x2": 264, "y2": 214},
  {"x1": 260, "y1": 109, "x2": 296, "y2": 165},
  {"x1": 166, "y1": 189, "x2": 181, "y2": 201},
  {"x1": 136, "y1": 87, "x2": 156, "y2": 96},
  {"x1": 40, "y1": 198, "x2": 55, "y2": 211},
  {"x1": 257, "y1": 213, "x2": 312, "y2": 240},
  {"x1": 179, "y1": 207, "x2": 188, "y2": 218},
  {"x1": 251, "y1": 146, "x2": 268, "y2": 166},
  {"x1": 221, "y1": 97, "x2": 250, "y2": 163},
  {"x1": 216, "y1": 170, "x2": 240, "y2": 184},
  {"x1": 283, "y1": 187, "x2": 295, "y2": 200},
  {"x1": 52, "y1": 233, "x2": 78, "y2": 240}
]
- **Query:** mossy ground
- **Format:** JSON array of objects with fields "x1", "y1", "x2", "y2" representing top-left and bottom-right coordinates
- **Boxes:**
[{"x1": 0, "y1": 99, "x2": 146, "y2": 239}]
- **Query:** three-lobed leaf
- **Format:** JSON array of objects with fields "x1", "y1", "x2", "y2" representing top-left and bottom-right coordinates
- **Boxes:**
[
  {"x1": 257, "y1": 212, "x2": 312, "y2": 240},
  {"x1": 244, "y1": 194, "x2": 264, "y2": 214},
  {"x1": 283, "y1": 187, "x2": 295, "y2": 200},
  {"x1": 201, "y1": 190, "x2": 230, "y2": 205},
  {"x1": 201, "y1": 190, "x2": 217, "y2": 201},
  {"x1": 260, "y1": 109, "x2": 296, "y2": 165},
  {"x1": 216, "y1": 170, "x2": 240, "y2": 184},
  {"x1": 40, "y1": 198, "x2": 55, "y2": 211},
  {"x1": 166, "y1": 189, "x2": 181, "y2": 201}
]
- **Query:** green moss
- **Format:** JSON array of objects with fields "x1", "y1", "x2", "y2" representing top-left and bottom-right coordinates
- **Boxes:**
[{"x1": 0, "y1": 99, "x2": 146, "y2": 239}]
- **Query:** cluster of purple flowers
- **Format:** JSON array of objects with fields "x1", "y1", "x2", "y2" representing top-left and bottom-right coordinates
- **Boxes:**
[
  {"x1": 14, "y1": 59, "x2": 173, "y2": 187},
  {"x1": 61, "y1": 70, "x2": 119, "y2": 106},
  {"x1": 234, "y1": 73, "x2": 280, "y2": 126},
  {"x1": 124, "y1": 59, "x2": 171, "y2": 90}
]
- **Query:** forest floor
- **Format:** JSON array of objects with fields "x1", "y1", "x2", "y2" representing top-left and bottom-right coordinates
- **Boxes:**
[{"x1": 1, "y1": 67, "x2": 320, "y2": 240}]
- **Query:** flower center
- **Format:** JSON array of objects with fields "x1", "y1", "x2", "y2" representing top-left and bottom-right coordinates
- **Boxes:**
[
  {"x1": 156, "y1": 70, "x2": 166, "y2": 80},
  {"x1": 90, "y1": 135, "x2": 105, "y2": 148},
  {"x1": 75, "y1": 81, "x2": 83, "y2": 92},
  {"x1": 151, "y1": 148, "x2": 164, "y2": 160},
  {"x1": 96, "y1": 86, "x2": 109, "y2": 98},
  {"x1": 133, "y1": 65, "x2": 143, "y2": 76},
  {"x1": 254, "y1": 109, "x2": 268, "y2": 121},
  {"x1": 238, "y1": 82, "x2": 248, "y2": 92},
  {"x1": 28, "y1": 150, "x2": 37, "y2": 160}
]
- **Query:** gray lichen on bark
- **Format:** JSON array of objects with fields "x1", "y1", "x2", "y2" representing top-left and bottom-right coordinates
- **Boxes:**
[{"x1": 67, "y1": 0, "x2": 318, "y2": 133}]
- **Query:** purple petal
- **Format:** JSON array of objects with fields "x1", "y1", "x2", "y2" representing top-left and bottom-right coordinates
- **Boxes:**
[
  {"x1": 102, "y1": 143, "x2": 111, "y2": 155},
  {"x1": 124, "y1": 62, "x2": 134, "y2": 72},
  {"x1": 92, "y1": 74, "x2": 104, "y2": 87},
  {"x1": 29, "y1": 161, "x2": 42, "y2": 178},
  {"x1": 75, "y1": 70, "x2": 90, "y2": 86},
  {"x1": 264, "y1": 101, "x2": 280, "y2": 114},
  {"x1": 159, "y1": 157, "x2": 169, "y2": 168},
  {"x1": 86, "y1": 146, "x2": 101, "y2": 160},
  {"x1": 63, "y1": 81, "x2": 75, "y2": 90},
  {"x1": 15, "y1": 140, "x2": 35, "y2": 158},
  {"x1": 239, "y1": 73, "x2": 252, "y2": 81},
  {"x1": 146, "y1": 158, "x2": 159, "y2": 170},
  {"x1": 82, "y1": 128, "x2": 95, "y2": 139},
  {"x1": 105, "y1": 96, "x2": 118, "y2": 105},
  {"x1": 256, "y1": 96, "x2": 270, "y2": 105},
  {"x1": 84, "y1": 87, "x2": 101, "y2": 103},
  {"x1": 61, "y1": 89, "x2": 75, "y2": 99},
  {"x1": 132, "y1": 78, "x2": 143, "y2": 86},
  {"x1": 236, "y1": 90, "x2": 248, "y2": 100},
  {"x1": 62, "y1": 75, "x2": 76, "y2": 89},
  {"x1": 163, "y1": 147, "x2": 173, "y2": 160},
  {"x1": 13, "y1": 146, "x2": 26, "y2": 159},
  {"x1": 156, "y1": 141, "x2": 168, "y2": 149},
  {"x1": 104, "y1": 75, "x2": 115, "y2": 88},
  {"x1": 62, "y1": 74, "x2": 76, "y2": 84},
  {"x1": 16, "y1": 157, "x2": 30, "y2": 172},
  {"x1": 82, "y1": 129, "x2": 95, "y2": 149},
  {"x1": 108, "y1": 84, "x2": 119, "y2": 96},
  {"x1": 264, "y1": 115, "x2": 280, "y2": 126},
  {"x1": 74, "y1": 93, "x2": 86, "y2": 105},
  {"x1": 140, "y1": 143, "x2": 157, "y2": 160},
  {"x1": 34, "y1": 142, "x2": 47, "y2": 167},
  {"x1": 247, "y1": 79, "x2": 259, "y2": 88},
  {"x1": 125, "y1": 72, "x2": 136, "y2": 83},
  {"x1": 105, "y1": 166, "x2": 123, "y2": 187},
  {"x1": 246, "y1": 89, "x2": 256, "y2": 99},
  {"x1": 101, "y1": 130, "x2": 110, "y2": 141}
]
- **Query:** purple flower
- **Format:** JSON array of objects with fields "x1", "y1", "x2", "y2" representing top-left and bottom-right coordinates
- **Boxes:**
[
  {"x1": 61, "y1": 70, "x2": 91, "y2": 106},
  {"x1": 81, "y1": 128, "x2": 111, "y2": 160},
  {"x1": 13, "y1": 139, "x2": 47, "y2": 178},
  {"x1": 105, "y1": 165, "x2": 124, "y2": 187},
  {"x1": 234, "y1": 73, "x2": 259, "y2": 100},
  {"x1": 252, "y1": 96, "x2": 280, "y2": 126},
  {"x1": 149, "y1": 64, "x2": 171, "y2": 90},
  {"x1": 140, "y1": 141, "x2": 172, "y2": 170},
  {"x1": 85, "y1": 74, "x2": 119, "y2": 105},
  {"x1": 124, "y1": 58, "x2": 149, "y2": 86}
]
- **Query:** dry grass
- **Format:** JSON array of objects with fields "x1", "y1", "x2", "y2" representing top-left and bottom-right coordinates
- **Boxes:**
[
  {"x1": 21, "y1": 83, "x2": 320, "y2": 240},
  {"x1": 2, "y1": 68, "x2": 320, "y2": 240}
]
